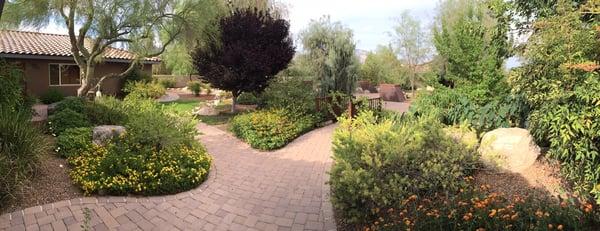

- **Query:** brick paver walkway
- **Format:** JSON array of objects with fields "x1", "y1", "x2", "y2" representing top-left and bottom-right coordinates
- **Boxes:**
[{"x1": 0, "y1": 123, "x2": 336, "y2": 231}]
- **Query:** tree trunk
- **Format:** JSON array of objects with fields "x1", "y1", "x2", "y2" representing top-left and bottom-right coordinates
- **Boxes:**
[
  {"x1": 77, "y1": 66, "x2": 96, "y2": 98},
  {"x1": 0, "y1": 0, "x2": 5, "y2": 21},
  {"x1": 231, "y1": 93, "x2": 237, "y2": 113}
]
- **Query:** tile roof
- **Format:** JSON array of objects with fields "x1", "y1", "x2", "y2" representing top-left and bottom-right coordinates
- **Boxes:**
[{"x1": 0, "y1": 30, "x2": 160, "y2": 62}]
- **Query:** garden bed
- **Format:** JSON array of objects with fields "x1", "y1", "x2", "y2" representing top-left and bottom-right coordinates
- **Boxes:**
[{"x1": 1, "y1": 140, "x2": 83, "y2": 214}]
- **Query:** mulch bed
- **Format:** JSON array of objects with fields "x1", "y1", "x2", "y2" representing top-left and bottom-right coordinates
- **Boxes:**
[{"x1": 1, "y1": 143, "x2": 83, "y2": 214}]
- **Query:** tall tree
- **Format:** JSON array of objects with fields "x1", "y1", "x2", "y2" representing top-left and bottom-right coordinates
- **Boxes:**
[
  {"x1": 391, "y1": 10, "x2": 431, "y2": 94},
  {"x1": 432, "y1": 0, "x2": 512, "y2": 101},
  {"x1": 359, "y1": 45, "x2": 408, "y2": 86},
  {"x1": 300, "y1": 16, "x2": 359, "y2": 96},
  {"x1": 2, "y1": 0, "x2": 210, "y2": 97},
  {"x1": 192, "y1": 8, "x2": 295, "y2": 112}
]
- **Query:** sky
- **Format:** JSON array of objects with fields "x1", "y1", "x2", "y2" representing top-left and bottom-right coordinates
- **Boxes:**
[{"x1": 281, "y1": 0, "x2": 439, "y2": 52}]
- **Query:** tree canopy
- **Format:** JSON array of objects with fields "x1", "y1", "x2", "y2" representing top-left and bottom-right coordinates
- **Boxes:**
[{"x1": 192, "y1": 8, "x2": 295, "y2": 112}]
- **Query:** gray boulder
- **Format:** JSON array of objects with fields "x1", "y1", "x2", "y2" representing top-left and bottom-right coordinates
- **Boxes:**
[
  {"x1": 93, "y1": 125, "x2": 126, "y2": 145},
  {"x1": 478, "y1": 128, "x2": 540, "y2": 173},
  {"x1": 47, "y1": 102, "x2": 60, "y2": 115}
]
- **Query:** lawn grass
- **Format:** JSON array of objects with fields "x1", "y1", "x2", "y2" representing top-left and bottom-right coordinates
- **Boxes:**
[{"x1": 162, "y1": 99, "x2": 203, "y2": 114}]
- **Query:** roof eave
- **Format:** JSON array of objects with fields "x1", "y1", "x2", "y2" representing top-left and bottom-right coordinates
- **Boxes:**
[{"x1": 0, "y1": 53, "x2": 160, "y2": 64}]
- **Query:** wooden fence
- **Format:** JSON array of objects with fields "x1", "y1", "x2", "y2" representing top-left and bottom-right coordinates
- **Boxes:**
[{"x1": 315, "y1": 96, "x2": 382, "y2": 120}]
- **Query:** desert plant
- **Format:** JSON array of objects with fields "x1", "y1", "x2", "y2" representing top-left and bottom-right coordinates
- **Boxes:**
[
  {"x1": 40, "y1": 88, "x2": 65, "y2": 104},
  {"x1": 188, "y1": 81, "x2": 202, "y2": 96},
  {"x1": 0, "y1": 108, "x2": 49, "y2": 203}
]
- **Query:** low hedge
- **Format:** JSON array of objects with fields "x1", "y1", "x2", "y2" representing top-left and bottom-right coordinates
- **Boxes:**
[
  {"x1": 69, "y1": 139, "x2": 211, "y2": 195},
  {"x1": 230, "y1": 109, "x2": 317, "y2": 150}
]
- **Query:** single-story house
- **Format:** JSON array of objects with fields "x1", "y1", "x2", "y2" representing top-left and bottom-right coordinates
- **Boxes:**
[{"x1": 0, "y1": 30, "x2": 159, "y2": 97}]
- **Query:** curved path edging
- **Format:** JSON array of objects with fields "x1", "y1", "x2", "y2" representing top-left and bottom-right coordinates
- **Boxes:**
[{"x1": 0, "y1": 123, "x2": 336, "y2": 231}]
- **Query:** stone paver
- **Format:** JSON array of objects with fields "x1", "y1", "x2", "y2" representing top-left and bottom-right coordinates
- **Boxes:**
[{"x1": 0, "y1": 123, "x2": 336, "y2": 231}]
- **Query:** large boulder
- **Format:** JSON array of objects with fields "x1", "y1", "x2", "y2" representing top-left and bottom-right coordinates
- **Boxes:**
[
  {"x1": 478, "y1": 128, "x2": 540, "y2": 173},
  {"x1": 93, "y1": 125, "x2": 126, "y2": 146}
]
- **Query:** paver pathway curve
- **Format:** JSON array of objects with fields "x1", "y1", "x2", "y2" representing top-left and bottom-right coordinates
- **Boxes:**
[{"x1": 1, "y1": 123, "x2": 337, "y2": 231}]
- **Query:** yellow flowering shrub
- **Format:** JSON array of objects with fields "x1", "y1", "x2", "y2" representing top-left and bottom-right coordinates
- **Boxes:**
[{"x1": 68, "y1": 136, "x2": 211, "y2": 195}]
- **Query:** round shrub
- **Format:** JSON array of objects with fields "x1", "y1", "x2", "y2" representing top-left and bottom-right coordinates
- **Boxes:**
[
  {"x1": 330, "y1": 112, "x2": 478, "y2": 225},
  {"x1": 40, "y1": 88, "x2": 65, "y2": 104},
  {"x1": 188, "y1": 81, "x2": 202, "y2": 96},
  {"x1": 84, "y1": 96, "x2": 127, "y2": 125},
  {"x1": 158, "y1": 78, "x2": 177, "y2": 88},
  {"x1": 68, "y1": 139, "x2": 211, "y2": 195},
  {"x1": 48, "y1": 108, "x2": 91, "y2": 135},
  {"x1": 55, "y1": 96, "x2": 86, "y2": 114},
  {"x1": 236, "y1": 92, "x2": 259, "y2": 105},
  {"x1": 124, "y1": 81, "x2": 166, "y2": 99},
  {"x1": 56, "y1": 127, "x2": 93, "y2": 158}
]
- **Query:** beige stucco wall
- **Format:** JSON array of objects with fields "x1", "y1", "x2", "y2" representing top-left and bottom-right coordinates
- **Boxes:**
[{"x1": 7, "y1": 58, "x2": 153, "y2": 97}]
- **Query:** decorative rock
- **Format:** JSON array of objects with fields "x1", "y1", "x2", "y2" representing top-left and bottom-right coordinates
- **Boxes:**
[
  {"x1": 47, "y1": 102, "x2": 60, "y2": 115},
  {"x1": 92, "y1": 125, "x2": 126, "y2": 146},
  {"x1": 478, "y1": 128, "x2": 541, "y2": 173}
]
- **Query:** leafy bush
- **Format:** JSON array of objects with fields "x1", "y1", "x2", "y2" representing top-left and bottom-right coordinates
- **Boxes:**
[
  {"x1": 528, "y1": 78, "x2": 600, "y2": 201},
  {"x1": 0, "y1": 108, "x2": 49, "y2": 202},
  {"x1": 330, "y1": 112, "x2": 477, "y2": 225},
  {"x1": 236, "y1": 92, "x2": 259, "y2": 105},
  {"x1": 56, "y1": 127, "x2": 93, "y2": 158},
  {"x1": 40, "y1": 88, "x2": 64, "y2": 104},
  {"x1": 366, "y1": 183, "x2": 600, "y2": 230},
  {"x1": 55, "y1": 96, "x2": 86, "y2": 114},
  {"x1": 158, "y1": 78, "x2": 177, "y2": 88},
  {"x1": 409, "y1": 88, "x2": 529, "y2": 133},
  {"x1": 121, "y1": 98, "x2": 197, "y2": 150},
  {"x1": 124, "y1": 81, "x2": 165, "y2": 99},
  {"x1": 0, "y1": 61, "x2": 24, "y2": 111},
  {"x1": 230, "y1": 109, "x2": 317, "y2": 150},
  {"x1": 69, "y1": 137, "x2": 211, "y2": 195},
  {"x1": 84, "y1": 96, "x2": 127, "y2": 125},
  {"x1": 188, "y1": 81, "x2": 202, "y2": 96},
  {"x1": 260, "y1": 78, "x2": 321, "y2": 118},
  {"x1": 48, "y1": 108, "x2": 91, "y2": 135}
]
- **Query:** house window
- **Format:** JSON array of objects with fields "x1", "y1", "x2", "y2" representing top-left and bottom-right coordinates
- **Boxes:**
[{"x1": 49, "y1": 64, "x2": 80, "y2": 86}]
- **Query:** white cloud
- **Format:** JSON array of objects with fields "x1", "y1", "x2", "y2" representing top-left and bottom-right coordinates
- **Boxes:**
[{"x1": 282, "y1": 0, "x2": 438, "y2": 51}]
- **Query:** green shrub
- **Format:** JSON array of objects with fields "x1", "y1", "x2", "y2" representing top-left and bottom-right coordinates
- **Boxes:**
[
  {"x1": 0, "y1": 108, "x2": 49, "y2": 202},
  {"x1": 56, "y1": 127, "x2": 93, "y2": 158},
  {"x1": 84, "y1": 97, "x2": 127, "y2": 125},
  {"x1": 0, "y1": 61, "x2": 24, "y2": 111},
  {"x1": 55, "y1": 97, "x2": 86, "y2": 114},
  {"x1": 158, "y1": 78, "x2": 177, "y2": 88},
  {"x1": 121, "y1": 97, "x2": 197, "y2": 150},
  {"x1": 230, "y1": 109, "x2": 317, "y2": 150},
  {"x1": 260, "y1": 78, "x2": 317, "y2": 116},
  {"x1": 48, "y1": 108, "x2": 91, "y2": 135},
  {"x1": 409, "y1": 88, "x2": 529, "y2": 133},
  {"x1": 40, "y1": 88, "x2": 65, "y2": 104},
  {"x1": 236, "y1": 92, "x2": 259, "y2": 105},
  {"x1": 69, "y1": 137, "x2": 211, "y2": 195},
  {"x1": 188, "y1": 81, "x2": 202, "y2": 96},
  {"x1": 123, "y1": 81, "x2": 165, "y2": 99},
  {"x1": 330, "y1": 111, "x2": 477, "y2": 225}
]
